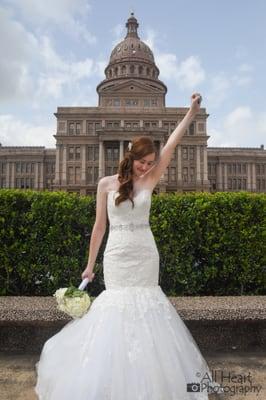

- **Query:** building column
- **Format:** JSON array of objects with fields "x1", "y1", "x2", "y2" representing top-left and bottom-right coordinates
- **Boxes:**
[
  {"x1": 81, "y1": 145, "x2": 86, "y2": 184},
  {"x1": 5, "y1": 162, "x2": 10, "y2": 188},
  {"x1": 35, "y1": 163, "x2": 39, "y2": 189},
  {"x1": 10, "y1": 162, "x2": 15, "y2": 188},
  {"x1": 203, "y1": 145, "x2": 208, "y2": 185},
  {"x1": 119, "y1": 140, "x2": 124, "y2": 162},
  {"x1": 217, "y1": 162, "x2": 223, "y2": 191},
  {"x1": 196, "y1": 145, "x2": 201, "y2": 184},
  {"x1": 62, "y1": 146, "x2": 67, "y2": 185},
  {"x1": 252, "y1": 162, "x2": 256, "y2": 191},
  {"x1": 159, "y1": 141, "x2": 165, "y2": 183},
  {"x1": 224, "y1": 164, "x2": 228, "y2": 191},
  {"x1": 82, "y1": 120, "x2": 86, "y2": 135},
  {"x1": 55, "y1": 145, "x2": 61, "y2": 185},
  {"x1": 39, "y1": 162, "x2": 44, "y2": 189},
  {"x1": 177, "y1": 145, "x2": 182, "y2": 183},
  {"x1": 98, "y1": 141, "x2": 105, "y2": 179},
  {"x1": 247, "y1": 163, "x2": 251, "y2": 191}
]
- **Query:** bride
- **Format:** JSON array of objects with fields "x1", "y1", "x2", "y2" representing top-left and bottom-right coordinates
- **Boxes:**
[{"x1": 35, "y1": 93, "x2": 223, "y2": 399}]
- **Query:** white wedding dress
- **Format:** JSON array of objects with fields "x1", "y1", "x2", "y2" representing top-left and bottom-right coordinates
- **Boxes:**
[{"x1": 35, "y1": 188, "x2": 223, "y2": 399}]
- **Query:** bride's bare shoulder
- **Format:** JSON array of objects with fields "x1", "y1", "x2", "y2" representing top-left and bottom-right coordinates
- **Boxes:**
[{"x1": 98, "y1": 175, "x2": 119, "y2": 193}]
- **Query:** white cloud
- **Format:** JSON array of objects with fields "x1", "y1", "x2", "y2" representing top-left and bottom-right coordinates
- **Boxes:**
[
  {"x1": 0, "y1": 114, "x2": 55, "y2": 147},
  {"x1": 205, "y1": 73, "x2": 231, "y2": 108},
  {"x1": 0, "y1": 6, "x2": 38, "y2": 102},
  {"x1": 0, "y1": 7, "x2": 104, "y2": 105},
  {"x1": 34, "y1": 36, "x2": 105, "y2": 101},
  {"x1": 143, "y1": 29, "x2": 205, "y2": 90},
  {"x1": 111, "y1": 23, "x2": 124, "y2": 46},
  {"x1": 208, "y1": 106, "x2": 266, "y2": 147},
  {"x1": 206, "y1": 62, "x2": 253, "y2": 110},
  {"x1": 4, "y1": 0, "x2": 96, "y2": 44}
]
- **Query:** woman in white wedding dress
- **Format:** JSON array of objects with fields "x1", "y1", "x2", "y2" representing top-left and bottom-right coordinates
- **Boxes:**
[{"x1": 35, "y1": 93, "x2": 223, "y2": 399}]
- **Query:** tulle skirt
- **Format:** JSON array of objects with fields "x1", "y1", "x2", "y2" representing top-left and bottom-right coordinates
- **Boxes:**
[{"x1": 35, "y1": 285, "x2": 222, "y2": 399}]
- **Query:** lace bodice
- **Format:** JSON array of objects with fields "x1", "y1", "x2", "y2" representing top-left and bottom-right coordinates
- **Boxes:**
[
  {"x1": 107, "y1": 188, "x2": 151, "y2": 226},
  {"x1": 103, "y1": 188, "x2": 159, "y2": 289}
]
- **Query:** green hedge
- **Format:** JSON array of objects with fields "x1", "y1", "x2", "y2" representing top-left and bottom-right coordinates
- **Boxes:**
[{"x1": 0, "y1": 189, "x2": 265, "y2": 296}]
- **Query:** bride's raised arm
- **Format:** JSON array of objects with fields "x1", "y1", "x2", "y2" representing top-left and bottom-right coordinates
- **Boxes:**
[{"x1": 146, "y1": 92, "x2": 202, "y2": 186}]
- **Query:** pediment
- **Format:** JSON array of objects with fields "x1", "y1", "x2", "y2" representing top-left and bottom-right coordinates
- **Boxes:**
[{"x1": 102, "y1": 79, "x2": 163, "y2": 94}]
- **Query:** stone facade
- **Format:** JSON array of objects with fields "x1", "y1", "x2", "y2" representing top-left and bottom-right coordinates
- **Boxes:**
[{"x1": 0, "y1": 14, "x2": 265, "y2": 195}]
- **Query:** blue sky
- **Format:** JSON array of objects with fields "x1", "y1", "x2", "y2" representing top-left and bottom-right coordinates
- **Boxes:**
[{"x1": 0, "y1": 0, "x2": 265, "y2": 148}]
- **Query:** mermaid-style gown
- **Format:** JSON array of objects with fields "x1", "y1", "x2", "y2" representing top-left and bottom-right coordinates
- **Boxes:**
[{"x1": 35, "y1": 188, "x2": 222, "y2": 399}]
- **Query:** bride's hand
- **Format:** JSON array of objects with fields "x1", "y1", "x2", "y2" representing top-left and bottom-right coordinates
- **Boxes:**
[
  {"x1": 190, "y1": 92, "x2": 202, "y2": 114},
  {"x1": 81, "y1": 267, "x2": 95, "y2": 282}
]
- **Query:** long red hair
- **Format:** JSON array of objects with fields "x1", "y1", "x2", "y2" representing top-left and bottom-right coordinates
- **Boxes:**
[{"x1": 115, "y1": 136, "x2": 157, "y2": 207}]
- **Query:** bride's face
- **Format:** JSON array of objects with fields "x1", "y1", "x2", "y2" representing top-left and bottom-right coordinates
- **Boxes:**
[{"x1": 132, "y1": 153, "x2": 156, "y2": 177}]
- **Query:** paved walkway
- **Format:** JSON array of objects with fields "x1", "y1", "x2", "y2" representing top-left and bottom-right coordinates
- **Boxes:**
[{"x1": 0, "y1": 351, "x2": 265, "y2": 399}]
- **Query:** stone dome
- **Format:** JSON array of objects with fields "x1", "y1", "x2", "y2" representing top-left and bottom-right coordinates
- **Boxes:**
[
  {"x1": 110, "y1": 38, "x2": 155, "y2": 64},
  {"x1": 109, "y1": 13, "x2": 155, "y2": 65}
]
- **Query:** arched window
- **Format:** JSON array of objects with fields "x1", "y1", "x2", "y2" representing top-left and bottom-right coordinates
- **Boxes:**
[
  {"x1": 121, "y1": 65, "x2": 126, "y2": 74},
  {"x1": 130, "y1": 65, "x2": 135, "y2": 74}
]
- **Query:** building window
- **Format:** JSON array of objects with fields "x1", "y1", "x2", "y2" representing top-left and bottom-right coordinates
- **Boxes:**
[
  {"x1": 144, "y1": 99, "x2": 150, "y2": 107},
  {"x1": 113, "y1": 99, "x2": 120, "y2": 107},
  {"x1": 68, "y1": 167, "x2": 74, "y2": 184},
  {"x1": 75, "y1": 147, "x2": 80, "y2": 160},
  {"x1": 242, "y1": 164, "x2": 247, "y2": 174},
  {"x1": 87, "y1": 122, "x2": 93, "y2": 133},
  {"x1": 75, "y1": 167, "x2": 81, "y2": 184},
  {"x1": 88, "y1": 167, "x2": 93, "y2": 183},
  {"x1": 228, "y1": 164, "x2": 232, "y2": 174},
  {"x1": 107, "y1": 148, "x2": 112, "y2": 161},
  {"x1": 106, "y1": 120, "x2": 121, "y2": 129},
  {"x1": 170, "y1": 167, "x2": 176, "y2": 182},
  {"x1": 106, "y1": 147, "x2": 119, "y2": 162},
  {"x1": 94, "y1": 167, "x2": 99, "y2": 182},
  {"x1": 76, "y1": 123, "x2": 81, "y2": 135},
  {"x1": 143, "y1": 121, "x2": 158, "y2": 128},
  {"x1": 182, "y1": 147, "x2": 188, "y2": 160},
  {"x1": 68, "y1": 121, "x2": 82, "y2": 135},
  {"x1": 125, "y1": 99, "x2": 138, "y2": 106},
  {"x1": 95, "y1": 122, "x2": 101, "y2": 131},
  {"x1": 189, "y1": 123, "x2": 195, "y2": 135},
  {"x1": 198, "y1": 122, "x2": 205, "y2": 132},
  {"x1": 69, "y1": 123, "x2": 75, "y2": 134},
  {"x1": 69, "y1": 147, "x2": 74, "y2": 160},
  {"x1": 182, "y1": 167, "x2": 188, "y2": 182},
  {"x1": 190, "y1": 167, "x2": 195, "y2": 182},
  {"x1": 189, "y1": 147, "x2": 195, "y2": 160},
  {"x1": 88, "y1": 146, "x2": 99, "y2": 161}
]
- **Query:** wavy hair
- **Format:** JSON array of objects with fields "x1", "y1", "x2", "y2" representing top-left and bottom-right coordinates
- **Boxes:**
[{"x1": 115, "y1": 136, "x2": 157, "y2": 208}]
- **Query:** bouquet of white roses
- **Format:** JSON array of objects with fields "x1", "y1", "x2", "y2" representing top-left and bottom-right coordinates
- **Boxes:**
[{"x1": 53, "y1": 278, "x2": 91, "y2": 319}]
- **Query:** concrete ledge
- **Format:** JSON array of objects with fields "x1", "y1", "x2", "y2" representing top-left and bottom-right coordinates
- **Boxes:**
[{"x1": 0, "y1": 295, "x2": 265, "y2": 354}]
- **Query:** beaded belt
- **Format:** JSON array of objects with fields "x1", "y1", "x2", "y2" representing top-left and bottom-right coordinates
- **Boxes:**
[{"x1": 110, "y1": 222, "x2": 150, "y2": 232}]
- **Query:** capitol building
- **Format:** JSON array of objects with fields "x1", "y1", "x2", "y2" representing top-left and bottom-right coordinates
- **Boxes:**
[{"x1": 0, "y1": 14, "x2": 265, "y2": 195}]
